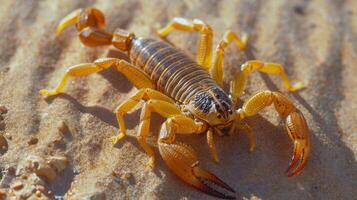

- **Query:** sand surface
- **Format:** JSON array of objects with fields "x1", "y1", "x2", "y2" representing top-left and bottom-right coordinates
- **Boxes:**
[{"x1": 0, "y1": 0, "x2": 356, "y2": 199}]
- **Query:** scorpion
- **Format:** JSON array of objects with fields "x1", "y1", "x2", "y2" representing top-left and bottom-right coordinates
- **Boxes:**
[{"x1": 40, "y1": 8, "x2": 310, "y2": 199}]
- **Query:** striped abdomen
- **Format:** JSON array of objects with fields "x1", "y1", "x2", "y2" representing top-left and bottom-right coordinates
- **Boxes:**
[{"x1": 129, "y1": 38, "x2": 218, "y2": 104}]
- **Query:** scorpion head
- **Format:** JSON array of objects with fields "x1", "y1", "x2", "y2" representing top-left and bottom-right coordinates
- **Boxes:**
[{"x1": 188, "y1": 87, "x2": 235, "y2": 128}]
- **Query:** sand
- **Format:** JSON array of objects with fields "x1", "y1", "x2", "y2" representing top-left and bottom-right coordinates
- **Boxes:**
[{"x1": 0, "y1": 0, "x2": 356, "y2": 199}]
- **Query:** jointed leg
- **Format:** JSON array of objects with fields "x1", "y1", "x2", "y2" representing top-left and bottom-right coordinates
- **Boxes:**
[
  {"x1": 136, "y1": 99, "x2": 183, "y2": 168},
  {"x1": 39, "y1": 63, "x2": 104, "y2": 96},
  {"x1": 40, "y1": 58, "x2": 154, "y2": 96},
  {"x1": 113, "y1": 89, "x2": 174, "y2": 145},
  {"x1": 210, "y1": 30, "x2": 248, "y2": 86},
  {"x1": 207, "y1": 129, "x2": 219, "y2": 162},
  {"x1": 228, "y1": 121, "x2": 256, "y2": 152},
  {"x1": 236, "y1": 91, "x2": 310, "y2": 176},
  {"x1": 117, "y1": 96, "x2": 205, "y2": 169},
  {"x1": 206, "y1": 121, "x2": 255, "y2": 163},
  {"x1": 158, "y1": 18, "x2": 213, "y2": 70},
  {"x1": 237, "y1": 123, "x2": 256, "y2": 152},
  {"x1": 231, "y1": 61, "x2": 305, "y2": 101}
]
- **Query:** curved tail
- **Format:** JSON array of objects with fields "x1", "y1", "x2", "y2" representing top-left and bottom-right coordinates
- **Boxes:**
[{"x1": 55, "y1": 7, "x2": 134, "y2": 51}]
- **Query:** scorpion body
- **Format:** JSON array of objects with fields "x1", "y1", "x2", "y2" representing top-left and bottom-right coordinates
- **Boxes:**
[
  {"x1": 130, "y1": 38, "x2": 217, "y2": 104},
  {"x1": 40, "y1": 7, "x2": 311, "y2": 199},
  {"x1": 130, "y1": 37, "x2": 233, "y2": 122}
]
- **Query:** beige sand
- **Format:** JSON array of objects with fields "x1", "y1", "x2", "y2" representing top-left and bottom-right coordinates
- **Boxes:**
[{"x1": 0, "y1": 0, "x2": 356, "y2": 199}]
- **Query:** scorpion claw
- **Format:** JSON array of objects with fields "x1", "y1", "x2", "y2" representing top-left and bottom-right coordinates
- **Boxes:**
[
  {"x1": 286, "y1": 142, "x2": 308, "y2": 177},
  {"x1": 193, "y1": 163, "x2": 236, "y2": 194},
  {"x1": 285, "y1": 111, "x2": 310, "y2": 177},
  {"x1": 159, "y1": 142, "x2": 236, "y2": 199}
]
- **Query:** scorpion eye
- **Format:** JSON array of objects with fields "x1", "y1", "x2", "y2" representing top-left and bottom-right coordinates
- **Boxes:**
[{"x1": 217, "y1": 114, "x2": 222, "y2": 119}]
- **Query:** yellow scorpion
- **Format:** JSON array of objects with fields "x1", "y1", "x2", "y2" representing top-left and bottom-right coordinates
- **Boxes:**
[{"x1": 40, "y1": 8, "x2": 310, "y2": 199}]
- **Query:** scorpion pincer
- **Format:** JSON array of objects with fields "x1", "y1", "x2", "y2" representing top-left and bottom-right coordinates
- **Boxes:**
[{"x1": 40, "y1": 7, "x2": 310, "y2": 199}]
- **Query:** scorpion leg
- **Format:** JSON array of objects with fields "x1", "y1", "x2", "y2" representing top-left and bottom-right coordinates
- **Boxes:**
[
  {"x1": 236, "y1": 91, "x2": 310, "y2": 177},
  {"x1": 228, "y1": 121, "x2": 256, "y2": 152},
  {"x1": 158, "y1": 115, "x2": 235, "y2": 199},
  {"x1": 157, "y1": 18, "x2": 213, "y2": 70},
  {"x1": 206, "y1": 129, "x2": 219, "y2": 162},
  {"x1": 40, "y1": 58, "x2": 154, "y2": 96},
  {"x1": 231, "y1": 61, "x2": 305, "y2": 100},
  {"x1": 136, "y1": 99, "x2": 183, "y2": 168},
  {"x1": 210, "y1": 30, "x2": 248, "y2": 86},
  {"x1": 112, "y1": 89, "x2": 174, "y2": 145}
]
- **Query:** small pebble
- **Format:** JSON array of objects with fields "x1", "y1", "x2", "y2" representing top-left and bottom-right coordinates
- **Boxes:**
[
  {"x1": 36, "y1": 185, "x2": 45, "y2": 192},
  {"x1": 293, "y1": 4, "x2": 305, "y2": 15},
  {"x1": 7, "y1": 166, "x2": 16, "y2": 175},
  {"x1": 0, "y1": 122, "x2": 5, "y2": 130},
  {"x1": 11, "y1": 181, "x2": 24, "y2": 190},
  {"x1": 47, "y1": 155, "x2": 68, "y2": 172},
  {"x1": 0, "y1": 135, "x2": 8, "y2": 151},
  {"x1": 0, "y1": 189, "x2": 7, "y2": 198},
  {"x1": 36, "y1": 190, "x2": 42, "y2": 197},
  {"x1": 20, "y1": 174, "x2": 28, "y2": 180},
  {"x1": 28, "y1": 137, "x2": 39, "y2": 145},
  {"x1": 52, "y1": 138, "x2": 63, "y2": 146},
  {"x1": 57, "y1": 121, "x2": 70, "y2": 136},
  {"x1": 0, "y1": 105, "x2": 8, "y2": 114},
  {"x1": 112, "y1": 170, "x2": 120, "y2": 177},
  {"x1": 4, "y1": 132, "x2": 12, "y2": 140},
  {"x1": 35, "y1": 164, "x2": 57, "y2": 182}
]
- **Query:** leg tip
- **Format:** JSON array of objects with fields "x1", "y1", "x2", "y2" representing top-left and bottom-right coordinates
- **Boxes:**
[
  {"x1": 39, "y1": 89, "x2": 46, "y2": 96},
  {"x1": 39, "y1": 89, "x2": 58, "y2": 97},
  {"x1": 111, "y1": 133, "x2": 126, "y2": 145},
  {"x1": 248, "y1": 138, "x2": 256, "y2": 152},
  {"x1": 210, "y1": 151, "x2": 220, "y2": 163},
  {"x1": 146, "y1": 157, "x2": 155, "y2": 170},
  {"x1": 157, "y1": 30, "x2": 167, "y2": 38},
  {"x1": 55, "y1": 25, "x2": 65, "y2": 37},
  {"x1": 240, "y1": 32, "x2": 249, "y2": 50},
  {"x1": 289, "y1": 82, "x2": 306, "y2": 92}
]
